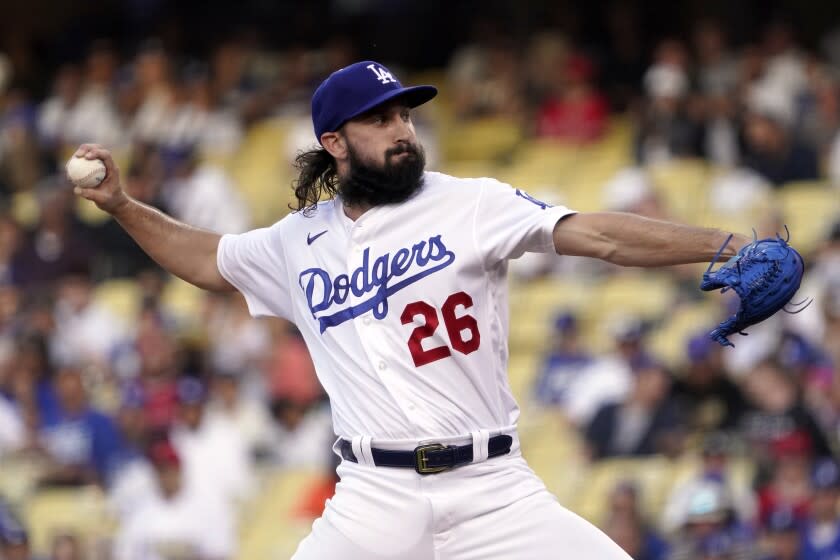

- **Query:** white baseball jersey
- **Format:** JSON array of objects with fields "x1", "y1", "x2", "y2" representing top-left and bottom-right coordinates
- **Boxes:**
[{"x1": 216, "y1": 171, "x2": 574, "y2": 440}]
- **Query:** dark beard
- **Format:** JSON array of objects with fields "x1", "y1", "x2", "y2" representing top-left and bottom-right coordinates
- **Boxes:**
[{"x1": 338, "y1": 141, "x2": 426, "y2": 207}]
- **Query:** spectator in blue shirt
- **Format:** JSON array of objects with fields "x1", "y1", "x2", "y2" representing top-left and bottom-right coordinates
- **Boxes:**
[
  {"x1": 38, "y1": 365, "x2": 124, "y2": 486},
  {"x1": 801, "y1": 458, "x2": 840, "y2": 560},
  {"x1": 534, "y1": 311, "x2": 593, "y2": 406}
]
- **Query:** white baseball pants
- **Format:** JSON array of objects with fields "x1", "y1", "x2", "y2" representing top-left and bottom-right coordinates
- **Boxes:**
[{"x1": 291, "y1": 435, "x2": 631, "y2": 559}]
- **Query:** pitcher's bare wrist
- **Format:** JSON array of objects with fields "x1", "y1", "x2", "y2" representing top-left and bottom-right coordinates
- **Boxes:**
[{"x1": 107, "y1": 193, "x2": 133, "y2": 217}]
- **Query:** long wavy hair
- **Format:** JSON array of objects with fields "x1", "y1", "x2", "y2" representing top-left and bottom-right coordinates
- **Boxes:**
[{"x1": 291, "y1": 147, "x2": 339, "y2": 216}]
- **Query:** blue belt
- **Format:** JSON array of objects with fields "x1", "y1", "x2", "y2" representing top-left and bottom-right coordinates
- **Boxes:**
[{"x1": 339, "y1": 435, "x2": 513, "y2": 475}]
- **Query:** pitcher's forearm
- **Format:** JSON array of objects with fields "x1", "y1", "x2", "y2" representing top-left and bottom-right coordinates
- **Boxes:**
[
  {"x1": 554, "y1": 212, "x2": 752, "y2": 267},
  {"x1": 112, "y1": 197, "x2": 233, "y2": 291}
]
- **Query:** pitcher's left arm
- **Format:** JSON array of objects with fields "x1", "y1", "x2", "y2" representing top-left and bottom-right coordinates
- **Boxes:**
[{"x1": 552, "y1": 212, "x2": 751, "y2": 267}]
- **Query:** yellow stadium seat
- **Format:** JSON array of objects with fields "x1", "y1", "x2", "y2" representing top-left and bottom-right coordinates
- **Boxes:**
[
  {"x1": 236, "y1": 470, "x2": 323, "y2": 560},
  {"x1": 649, "y1": 302, "x2": 721, "y2": 368},
  {"x1": 777, "y1": 181, "x2": 840, "y2": 255},
  {"x1": 10, "y1": 190, "x2": 39, "y2": 227},
  {"x1": 648, "y1": 159, "x2": 713, "y2": 221},
  {"x1": 586, "y1": 273, "x2": 675, "y2": 322},
  {"x1": 23, "y1": 487, "x2": 115, "y2": 556},
  {"x1": 439, "y1": 117, "x2": 523, "y2": 162},
  {"x1": 93, "y1": 279, "x2": 142, "y2": 323},
  {"x1": 160, "y1": 277, "x2": 206, "y2": 331},
  {"x1": 229, "y1": 117, "x2": 298, "y2": 227}
]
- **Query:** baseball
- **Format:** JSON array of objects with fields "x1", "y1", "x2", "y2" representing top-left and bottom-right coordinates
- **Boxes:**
[{"x1": 66, "y1": 156, "x2": 106, "y2": 188}]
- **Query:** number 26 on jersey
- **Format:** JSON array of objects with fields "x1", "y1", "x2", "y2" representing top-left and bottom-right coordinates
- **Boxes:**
[{"x1": 400, "y1": 291, "x2": 481, "y2": 367}]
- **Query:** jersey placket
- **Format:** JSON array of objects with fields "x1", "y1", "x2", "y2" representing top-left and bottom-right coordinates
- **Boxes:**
[{"x1": 345, "y1": 212, "x2": 421, "y2": 428}]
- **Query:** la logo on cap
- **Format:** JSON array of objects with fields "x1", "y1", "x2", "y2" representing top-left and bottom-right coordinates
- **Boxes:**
[{"x1": 367, "y1": 64, "x2": 396, "y2": 85}]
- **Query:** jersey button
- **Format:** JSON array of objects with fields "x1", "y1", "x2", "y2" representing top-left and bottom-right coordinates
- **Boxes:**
[
  {"x1": 378, "y1": 360, "x2": 387, "y2": 371},
  {"x1": 362, "y1": 316, "x2": 371, "y2": 325}
]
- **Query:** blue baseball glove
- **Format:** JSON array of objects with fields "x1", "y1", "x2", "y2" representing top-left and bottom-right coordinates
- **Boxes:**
[{"x1": 700, "y1": 228, "x2": 809, "y2": 347}]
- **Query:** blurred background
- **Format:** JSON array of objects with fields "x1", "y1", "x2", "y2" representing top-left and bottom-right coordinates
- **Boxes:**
[{"x1": 1, "y1": 0, "x2": 840, "y2": 559}]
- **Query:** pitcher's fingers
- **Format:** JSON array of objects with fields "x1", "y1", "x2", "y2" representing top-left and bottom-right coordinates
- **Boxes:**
[
  {"x1": 74, "y1": 144, "x2": 102, "y2": 158},
  {"x1": 85, "y1": 147, "x2": 118, "y2": 176}
]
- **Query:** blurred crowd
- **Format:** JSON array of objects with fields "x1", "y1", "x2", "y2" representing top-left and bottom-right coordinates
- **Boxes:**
[
  {"x1": 0, "y1": 5, "x2": 839, "y2": 560},
  {"x1": 448, "y1": 16, "x2": 840, "y2": 189}
]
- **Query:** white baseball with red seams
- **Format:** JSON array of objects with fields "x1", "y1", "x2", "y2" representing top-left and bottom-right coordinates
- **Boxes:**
[
  {"x1": 217, "y1": 171, "x2": 634, "y2": 559},
  {"x1": 66, "y1": 156, "x2": 106, "y2": 188}
]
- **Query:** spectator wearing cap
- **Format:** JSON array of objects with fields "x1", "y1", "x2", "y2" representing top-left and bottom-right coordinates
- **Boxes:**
[
  {"x1": 661, "y1": 433, "x2": 757, "y2": 533},
  {"x1": 666, "y1": 482, "x2": 756, "y2": 560},
  {"x1": 800, "y1": 459, "x2": 840, "y2": 559},
  {"x1": 670, "y1": 332, "x2": 748, "y2": 433},
  {"x1": 114, "y1": 438, "x2": 236, "y2": 560},
  {"x1": 760, "y1": 506, "x2": 801, "y2": 560},
  {"x1": 533, "y1": 311, "x2": 593, "y2": 407},
  {"x1": 37, "y1": 365, "x2": 125, "y2": 486},
  {"x1": 107, "y1": 384, "x2": 159, "y2": 520},
  {"x1": 585, "y1": 360, "x2": 684, "y2": 460},
  {"x1": 171, "y1": 377, "x2": 255, "y2": 506}
]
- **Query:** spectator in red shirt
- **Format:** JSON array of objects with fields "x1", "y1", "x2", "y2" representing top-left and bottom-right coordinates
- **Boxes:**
[{"x1": 535, "y1": 54, "x2": 609, "y2": 142}]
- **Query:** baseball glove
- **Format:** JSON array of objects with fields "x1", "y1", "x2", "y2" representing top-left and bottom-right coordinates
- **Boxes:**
[{"x1": 700, "y1": 228, "x2": 809, "y2": 347}]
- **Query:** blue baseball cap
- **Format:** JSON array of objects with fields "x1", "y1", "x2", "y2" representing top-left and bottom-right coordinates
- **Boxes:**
[
  {"x1": 311, "y1": 60, "x2": 437, "y2": 143},
  {"x1": 812, "y1": 458, "x2": 840, "y2": 490}
]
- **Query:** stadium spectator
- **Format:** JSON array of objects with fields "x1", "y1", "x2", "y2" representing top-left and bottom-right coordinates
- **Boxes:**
[
  {"x1": 170, "y1": 377, "x2": 255, "y2": 506},
  {"x1": 60, "y1": 42, "x2": 124, "y2": 149},
  {"x1": 585, "y1": 360, "x2": 683, "y2": 460},
  {"x1": 670, "y1": 333, "x2": 748, "y2": 433},
  {"x1": 114, "y1": 438, "x2": 236, "y2": 560},
  {"x1": 206, "y1": 370, "x2": 274, "y2": 460},
  {"x1": 50, "y1": 534, "x2": 83, "y2": 560},
  {"x1": 11, "y1": 183, "x2": 93, "y2": 291},
  {"x1": 741, "y1": 105, "x2": 819, "y2": 186},
  {"x1": 535, "y1": 53, "x2": 609, "y2": 142},
  {"x1": 760, "y1": 506, "x2": 802, "y2": 560},
  {"x1": 0, "y1": 85, "x2": 41, "y2": 195},
  {"x1": 204, "y1": 292, "x2": 270, "y2": 380},
  {"x1": 37, "y1": 365, "x2": 125, "y2": 486},
  {"x1": 447, "y1": 26, "x2": 523, "y2": 120},
  {"x1": 635, "y1": 39, "x2": 704, "y2": 164},
  {"x1": 533, "y1": 311, "x2": 593, "y2": 407},
  {"x1": 120, "y1": 300, "x2": 181, "y2": 431},
  {"x1": 50, "y1": 272, "x2": 128, "y2": 368},
  {"x1": 37, "y1": 64, "x2": 84, "y2": 152},
  {"x1": 0, "y1": 500, "x2": 37, "y2": 560},
  {"x1": 666, "y1": 482, "x2": 755, "y2": 559},
  {"x1": 800, "y1": 458, "x2": 840, "y2": 558},
  {"x1": 661, "y1": 433, "x2": 757, "y2": 533},
  {"x1": 603, "y1": 481, "x2": 669, "y2": 560},
  {"x1": 740, "y1": 359, "x2": 834, "y2": 460},
  {"x1": 268, "y1": 397, "x2": 334, "y2": 470},
  {"x1": 160, "y1": 147, "x2": 250, "y2": 234},
  {"x1": 107, "y1": 385, "x2": 157, "y2": 519},
  {"x1": 0, "y1": 392, "x2": 24, "y2": 459}
]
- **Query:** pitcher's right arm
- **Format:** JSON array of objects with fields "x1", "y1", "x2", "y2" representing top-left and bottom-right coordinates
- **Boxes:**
[{"x1": 71, "y1": 144, "x2": 234, "y2": 292}]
